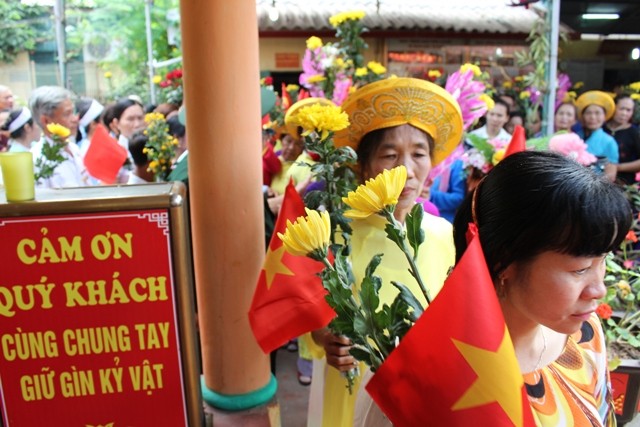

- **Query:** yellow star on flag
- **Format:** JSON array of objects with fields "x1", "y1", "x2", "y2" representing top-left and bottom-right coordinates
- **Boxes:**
[
  {"x1": 451, "y1": 330, "x2": 526, "y2": 426},
  {"x1": 263, "y1": 245, "x2": 294, "y2": 289}
]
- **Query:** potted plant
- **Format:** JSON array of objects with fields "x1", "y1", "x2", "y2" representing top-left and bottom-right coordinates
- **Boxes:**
[{"x1": 598, "y1": 182, "x2": 640, "y2": 424}]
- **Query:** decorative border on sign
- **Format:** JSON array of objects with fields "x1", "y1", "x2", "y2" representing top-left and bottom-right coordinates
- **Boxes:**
[{"x1": 137, "y1": 212, "x2": 170, "y2": 236}]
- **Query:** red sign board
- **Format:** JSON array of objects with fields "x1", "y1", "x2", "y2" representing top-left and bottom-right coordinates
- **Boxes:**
[
  {"x1": 0, "y1": 209, "x2": 188, "y2": 426},
  {"x1": 275, "y1": 52, "x2": 300, "y2": 69}
]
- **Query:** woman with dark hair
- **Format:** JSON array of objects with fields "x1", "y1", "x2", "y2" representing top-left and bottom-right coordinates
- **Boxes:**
[
  {"x1": 453, "y1": 151, "x2": 632, "y2": 426},
  {"x1": 0, "y1": 107, "x2": 40, "y2": 152},
  {"x1": 604, "y1": 93, "x2": 640, "y2": 184},
  {"x1": 110, "y1": 97, "x2": 145, "y2": 150}
]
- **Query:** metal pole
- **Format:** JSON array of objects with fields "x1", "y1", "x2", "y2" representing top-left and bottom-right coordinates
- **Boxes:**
[
  {"x1": 544, "y1": 0, "x2": 560, "y2": 136},
  {"x1": 145, "y1": 0, "x2": 157, "y2": 104},
  {"x1": 53, "y1": 0, "x2": 67, "y2": 88}
]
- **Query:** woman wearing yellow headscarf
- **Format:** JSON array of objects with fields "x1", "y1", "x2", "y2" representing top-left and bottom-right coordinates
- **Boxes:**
[{"x1": 303, "y1": 77, "x2": 463, "y2": 427}]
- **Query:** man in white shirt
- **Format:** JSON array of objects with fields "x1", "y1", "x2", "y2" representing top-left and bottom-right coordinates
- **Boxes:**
[
  {"x1": 30, "y1": 86, "x2": 89, "y2": 188},
  {"x1": 470, "y1": 98, "x2": 512, "y2": 143}
]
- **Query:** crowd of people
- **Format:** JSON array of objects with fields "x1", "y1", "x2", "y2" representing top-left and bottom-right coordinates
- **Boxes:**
[
  {"x1": 256, "y1": 72, "x2": 638, "y2": 426},
  {"x1": 0, "y1": 84, "x2": 186, "y2": 188},
  {"x1": 1, "y1": 69, "x2": 638, "y2": 426}
]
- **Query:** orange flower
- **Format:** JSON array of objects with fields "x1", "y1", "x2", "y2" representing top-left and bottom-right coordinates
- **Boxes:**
[
  {"x1": 625, "y1": 230, "x2": 638, "y2": 243},
  {"x1": 596, "y1": 303, "x2": 612, "y2": 320}
]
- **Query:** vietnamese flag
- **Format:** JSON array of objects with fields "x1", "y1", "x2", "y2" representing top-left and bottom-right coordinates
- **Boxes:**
[
  {"x1": 505, "y1": 125, "x2": 526, "y2": 158},
  {"x1": 248, "y1": 181, "x2": 335, "y2": 353},
  {"x1": 83, "y1": 123, "x2": 128, "y2": 184},
  {"x1": 366, "y1": 227, "x2": 535, "y2": 427}
]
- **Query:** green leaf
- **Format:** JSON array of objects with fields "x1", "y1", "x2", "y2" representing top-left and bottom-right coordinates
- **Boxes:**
[
  {"x1": 364, "y1": 254, "x2": 383, "y2": 279},
  {"x1": 350, "y1": 347, "x2": 374, "y2": 364},
  {"x1": 359, "y1": 276, "x2": 380, "y2": 316},
  {"x1": 406, "y1": 203, "x2": 425, "y2": 258},
  {"x1": 384, "y1": 222, "x2": 404, "y2": 248},
  {"x1": 391, "y1": 281, "x2": 424, "y2": 321}
]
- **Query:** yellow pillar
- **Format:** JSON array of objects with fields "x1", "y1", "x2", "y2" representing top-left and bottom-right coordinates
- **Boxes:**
[{"x1": 179, "y1": 0, "x2": 276, "y2": 420}]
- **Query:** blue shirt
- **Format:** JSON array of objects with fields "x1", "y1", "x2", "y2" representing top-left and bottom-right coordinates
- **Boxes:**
[
  {"x1": 430, "y1": 159, "x2": 466, "y2": 223},
  {"x1": 578, "y1": 128, "x2": 619, "y2": 163}
]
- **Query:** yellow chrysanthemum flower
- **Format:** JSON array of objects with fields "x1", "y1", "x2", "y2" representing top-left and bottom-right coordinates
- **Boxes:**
[
  {"x1": 502, "y1": 81, "x2": 513, "y2": 89},
  {"x1": 46, "y1": 123, "x2": 71, "y2": 139},
  {"x1": 342, "y1": 166, "x2": 407, "y2": 219},
  {"x1": 367, "y1": 61, "x2": 386, "y2": 75},
  {"x1": 631, "y1": 93, "x2": 640, "y2": 100},
  {"x1": 492, "y1": 149, "x2": 505, "y2": 165},
  {"x1": 520, "y1": 90, "x2": 531, "y2": 100},
  {"x1": 153, "y1": 75, "x2": 162, "y2": 84},
  {"x1": 145, "y1": 112, "x2": 165, "y2": 123},
  {"x1": 329, "y1": 10, "x2": 365, "y2": 27},
  {"x1": 355, "y1": 67, "x2": 368, "y2": 77},
  {"x1": 335, "y1": 58, "x2": 346, "y2": 69},
  {"x1": 574, "y1": 81, "x2": 585, "y2": 89},
  {"x1": 479, "y1": 94, "x2": 495, "y2": 111},
  {"x1": 306, "y1": 36, "x2": 323, "y2": 50},
  {"x1": 286, "y1": 84, "x2": 300, "y2": 92},
  {"x1": 307, "y1": 74, "x2": 327, "y2": 84},
  {"x1": 514, "y1": 76, "x2": 524, "y2": 82},
  {"x1": 278, "y1": 208, "x2": 331, "y2": 257},
  {"x1": 428, "y1": 70, "x2": 442, "y2": 78},
  {"x1": 104, "y1": 71, "x2": 112, "y2": 79},
  {"x1": 288, "y1": 104, "x2": 349, "y2": 141},
  {"x1": 460, "y1": 63, "x2": 481, "y2": 77}
]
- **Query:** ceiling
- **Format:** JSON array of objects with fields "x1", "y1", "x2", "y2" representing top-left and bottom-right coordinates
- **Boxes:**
[
  {"x1": 560, "y1": 0, "x2": 640, "y2": 37},
  {"x1": 257, "y1": 1, "x2": 640, "y2": 38}
]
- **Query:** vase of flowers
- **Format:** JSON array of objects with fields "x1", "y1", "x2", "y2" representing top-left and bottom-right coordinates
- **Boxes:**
[{"x1": 597, "y1": 183, "x2": 640, "y2": 424}]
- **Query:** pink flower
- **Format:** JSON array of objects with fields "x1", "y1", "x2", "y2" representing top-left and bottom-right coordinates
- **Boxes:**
[
  {"x1": 332, "y1": 75, "x2": 352, "y2": 106},
  {"x1": 445, "y1": 69, "x2": 489, "y2": 131},
  {"x1": 555, "y1": 74, "x2": 572, "y2": 110},
  {"x1": 548, "y1": 133, "x2": 596, "y2": 166},
  {"x1": 623, "y1": 259, "x2": 634, "y2": 269}
]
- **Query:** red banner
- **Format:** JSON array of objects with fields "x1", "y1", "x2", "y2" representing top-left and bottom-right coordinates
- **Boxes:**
[{"x1": 0, "y1": 210, "x2": 188, "y2": 426}]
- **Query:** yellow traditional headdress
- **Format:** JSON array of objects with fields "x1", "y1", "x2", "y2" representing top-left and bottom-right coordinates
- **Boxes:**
[
  {"x1": 284, "y1": 97, "x2": 337, "y2": 138},
  {"x1": 333, "y1": 77, "x2": 463, "y2": 166},
  {"x1": 575, "y1": 90, "x2": 615, "y2": 121}
]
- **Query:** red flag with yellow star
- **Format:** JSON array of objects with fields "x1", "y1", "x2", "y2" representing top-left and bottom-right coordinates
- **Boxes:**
[
  {"x1": 248, "y1": 181, "x2": 335, "y2": 353},
  {"x1": 365, "y1": 228, "x2": 535, "y2": 426}
]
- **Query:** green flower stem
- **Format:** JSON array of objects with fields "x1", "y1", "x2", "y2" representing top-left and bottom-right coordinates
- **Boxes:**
[
  {"x1": 320, "y1": 255, "x2": 390, "y2": 370},
  {"x1": 382, "y1": 210, "x2": 432, "y2": 305}
]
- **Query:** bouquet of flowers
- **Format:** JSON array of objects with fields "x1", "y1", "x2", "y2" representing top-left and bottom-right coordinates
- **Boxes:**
[
  {"x1": 284, "y1": 99, "x2": 356, "y2": 241},
  {"x1": 300, "y1": 11, "x2": 385, "y2": 105},
  {"x1": 34, "y1": 123, "x2": 69, "y2": 183},
  {"x1": 142, "y1": 112, "x2": 178, "y2": 182},
  {"x1": 154, "y1": 67, "x2": 183, "y2": 106},
  {"x1": 597, "y1": 184, "x2": 640, "y2": 369},
  {"x1": 461, "y1": 134, "x2": 508, "y2": 175},
  {"x1": 280, "y1": 103, "x2": 432, "y2": 391}
]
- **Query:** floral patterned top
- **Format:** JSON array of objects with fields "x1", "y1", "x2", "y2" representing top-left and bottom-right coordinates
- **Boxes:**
[{"x1": 524, "y1": 314, "x2": 615, "y2": 427}]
